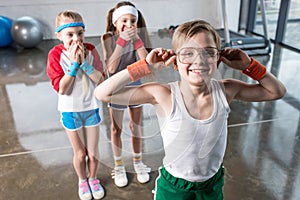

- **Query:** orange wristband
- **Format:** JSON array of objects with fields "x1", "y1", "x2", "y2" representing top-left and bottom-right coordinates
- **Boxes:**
[
  {"x1": 127, "y1": 58, "x2": 151, "y2": 81},
  {"x1": 133, "y1": 38, "x2": 144, "y2": 50},
  {"x1": 116, "y1": 37, "x2": 127, "y2": 48},
  {"x1": 242, "y1": 58, "x2": 267, "y2": 80}
]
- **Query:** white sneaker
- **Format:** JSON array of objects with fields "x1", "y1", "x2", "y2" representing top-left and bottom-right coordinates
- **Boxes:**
[
  {"x1": 134, "y1": 162, "x2": 151, "y2": 183},
  {"x1": 112, "y1": 166, "x2": 128, "y2": 187}
]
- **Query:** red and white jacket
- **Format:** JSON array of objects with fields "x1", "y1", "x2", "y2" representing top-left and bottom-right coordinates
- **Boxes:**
[{"x1": 47, "y1": 43, "x2": 104, "y2": 112}]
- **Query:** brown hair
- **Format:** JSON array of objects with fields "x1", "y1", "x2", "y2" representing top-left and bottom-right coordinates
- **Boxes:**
[
  {"x1": 172, "y1": 20, "x2": 221, "y2": 52},
  {"x1": 55, "y1": 10, "x2": 84, "y2": 28},
  {"x1": 105, "y1": 1, "x2": 151, "y2": 49}
]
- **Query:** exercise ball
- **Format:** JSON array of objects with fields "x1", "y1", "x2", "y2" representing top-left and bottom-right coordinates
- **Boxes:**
[
  {"x1": 11, "y1": 16, "x2": 43, "y2": 48},
  {"x1": 17, "y1": 48, "x2": 45, "y2": 76},
  {"x1": 0, "y1": 16, "x2": 13, "y2": 47}
]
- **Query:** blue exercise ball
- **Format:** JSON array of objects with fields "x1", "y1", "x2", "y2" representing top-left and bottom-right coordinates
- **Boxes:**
[
  {"x1": 11, "y1": 16, "x2": 43, "y2": 48},
  {"x1": 0, "y1": 16, "x2": 13, "y2": 47}
]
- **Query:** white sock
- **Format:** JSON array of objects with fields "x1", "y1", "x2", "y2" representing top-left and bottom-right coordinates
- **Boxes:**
[
  {"x1": 114, "y1": 156, "x2": 124, "y2": 166},
  {"x1": 79, "y1": 178, "x2": 87, "y2": 184}
]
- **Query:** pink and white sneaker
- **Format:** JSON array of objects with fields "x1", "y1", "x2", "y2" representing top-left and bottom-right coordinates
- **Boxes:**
[
  {"x1": 88, "y1": 178, "x2": 105, "y2": 199},
  {"x1": 78, "y1": 180, "x2": 92, "y2": 200}
]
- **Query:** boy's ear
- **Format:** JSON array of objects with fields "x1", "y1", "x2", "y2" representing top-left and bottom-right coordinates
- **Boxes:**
[
  {"x1": 173, "y1": 59, "x2": 178, "y2": 70},
  {"x1": 217, "y1": 59, "x2": 221, "y2": 68}
]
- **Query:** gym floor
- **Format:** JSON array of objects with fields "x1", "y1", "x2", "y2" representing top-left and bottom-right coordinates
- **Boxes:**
[{"x1": 0, "y1": 33, "x2": 299, "y2": 200}]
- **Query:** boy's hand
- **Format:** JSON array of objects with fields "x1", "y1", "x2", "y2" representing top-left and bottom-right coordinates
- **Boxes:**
[
  {"x1": 146, "y1": 48, "x2": 176, "y2": 69},
  {"x1": 219, "y1": 47, "x2": 251, "y2": 70}
]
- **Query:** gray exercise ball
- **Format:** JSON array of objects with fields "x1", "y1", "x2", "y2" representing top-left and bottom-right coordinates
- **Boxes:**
[{"x1": 11, "y1": 16, "x2": 43, "y2": 48}]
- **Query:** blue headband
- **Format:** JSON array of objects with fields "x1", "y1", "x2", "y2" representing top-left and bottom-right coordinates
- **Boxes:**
[{"x1": 55, "y1": 22, "x2": 85, "y2": 33}]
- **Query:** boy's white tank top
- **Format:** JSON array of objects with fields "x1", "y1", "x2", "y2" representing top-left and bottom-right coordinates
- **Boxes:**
[{"x1": 157, "y1": 80, "x2": 230, "y2": 182}]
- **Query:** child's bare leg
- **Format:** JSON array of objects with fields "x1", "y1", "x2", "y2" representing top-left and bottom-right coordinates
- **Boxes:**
[
  {"x1": 109, "y1": 108, "x2": 124, "y2": 158},
  {"x1": 129, "y1": 106, "x2": 150, "y2": 183},
  {"x1": 110, "y1": 108, "x2": 128, "y2": 187},
  {"x1": 85, "y1": 126, "x2": 100, "y2": 178},
  {"x1": 66, "y1": 129, "x2": 87, "y2": 180},
  {"x1": 129, "y1": 107, "x2": 142, "y2": 155}
]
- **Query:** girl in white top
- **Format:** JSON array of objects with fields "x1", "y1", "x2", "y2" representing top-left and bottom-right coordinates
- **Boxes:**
[{"x1": 94, "y1": 19, "x2": 286, "y2": 200}]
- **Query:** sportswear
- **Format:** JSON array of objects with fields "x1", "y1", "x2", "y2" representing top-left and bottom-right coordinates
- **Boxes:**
[
  {"x1": 47, "y1": 43, "x2": 104, "y2": 112},
  {"x1": 157, "y1": 80, "x2": 230, "y2": 182}
]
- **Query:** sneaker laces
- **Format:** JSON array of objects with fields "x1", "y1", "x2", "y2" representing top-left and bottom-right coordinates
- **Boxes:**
[
  {"x1": 111, "y1": 166, "x2": 126, "y2": 179},
  {"x1": 134, "y1": 163, "x2": 151, "y2": 174}
]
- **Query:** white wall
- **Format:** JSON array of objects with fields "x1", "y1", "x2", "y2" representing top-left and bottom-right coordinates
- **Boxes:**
[{"x1": 0, "y1": 0, "x2": 240, "y2": 40}]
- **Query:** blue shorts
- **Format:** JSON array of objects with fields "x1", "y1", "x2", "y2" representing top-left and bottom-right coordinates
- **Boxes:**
[
  {"x1": 108, "y1": 80, "x2": 142, "y2": 110},
  {"x1": 60, "y1": 108, "x2": 101, "y2": 131}
]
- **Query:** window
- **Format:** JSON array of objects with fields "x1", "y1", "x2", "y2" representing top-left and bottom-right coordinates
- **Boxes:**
[{"x1": 249, "y1": 0, "x2": 300, "y2": 51}]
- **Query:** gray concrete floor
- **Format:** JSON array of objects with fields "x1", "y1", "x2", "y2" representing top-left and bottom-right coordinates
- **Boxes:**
[{"x1": 0, "y1": 33, "x2": 300, "y2": 200}]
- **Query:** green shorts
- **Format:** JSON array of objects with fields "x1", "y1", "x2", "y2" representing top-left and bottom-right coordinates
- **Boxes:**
[{"x1": 154, "y1": 166, "x2": 224, "y2": 200}]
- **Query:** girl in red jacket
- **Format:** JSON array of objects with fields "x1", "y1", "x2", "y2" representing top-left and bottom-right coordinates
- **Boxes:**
[{"x1": 47, "y1": 10, "x2": 105, "y2": 200}]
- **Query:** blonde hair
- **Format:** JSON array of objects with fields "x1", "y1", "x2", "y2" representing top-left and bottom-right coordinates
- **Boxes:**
[
  {"x1": 172, "y1": 20, "x2": 221, "y2": 52},
  {"x1": 55, "y1": 10, "x2": 84, "y2": 28}
]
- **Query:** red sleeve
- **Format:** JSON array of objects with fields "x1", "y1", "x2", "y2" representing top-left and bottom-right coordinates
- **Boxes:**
[
  {"x1": 85, "y1": 43, "x2": 105, "y2": 77},
  {"x1": 46, "y1": 45, "x2": 64, "y2": 93}
]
